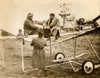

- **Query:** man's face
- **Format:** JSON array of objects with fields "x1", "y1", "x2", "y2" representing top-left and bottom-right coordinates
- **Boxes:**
[
  {"x1": 27, "y1": 13, "x2": 33, "y2": 20},
  {"x1": 50, "y1": 15, "x2": 54, "y2": 19},
  {"x1": 19, "y1": 31, "x2": 22, "y2": 34},
  {"x1": 28, "y1": 15, "x2": 33, "y2": 20}
]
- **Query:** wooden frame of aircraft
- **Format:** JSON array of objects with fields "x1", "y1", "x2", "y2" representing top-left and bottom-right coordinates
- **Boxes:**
[{"x1": 0, "y1": 26, "x2": 100, "y2": 74}]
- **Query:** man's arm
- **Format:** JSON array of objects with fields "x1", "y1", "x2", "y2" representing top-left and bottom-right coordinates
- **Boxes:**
[
  {"x1": 52, "y1": 19, "x2": 60, "y2": 29},
  {"x1": 56, "y1": 19, "x2": 60, "y2": 27},
  {"x1": 34, "y1": 21, "x2": 43, "y2": 25},
  {"x1": 46, "y1": 19, "x2": 49, "y2": 26}
]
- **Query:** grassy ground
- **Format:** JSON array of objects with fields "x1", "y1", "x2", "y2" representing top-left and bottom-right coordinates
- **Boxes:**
[{"x1": 0, "y1": 32, "x2": 100, "y2": 78}]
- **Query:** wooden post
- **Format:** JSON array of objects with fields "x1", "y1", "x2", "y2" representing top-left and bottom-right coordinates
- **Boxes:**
[
  {"x1": 21, "y1": 39, "x2": 25, "y2": 72},
  {"x1": 0, "y1": 29, "x2": 4, "y2": 66},
  {"x1": 73, "y1": 38, "x2": 77, "y2": 59},
  {"x1": 49, "y1": 37, "x2": 52, "y2": 60}
]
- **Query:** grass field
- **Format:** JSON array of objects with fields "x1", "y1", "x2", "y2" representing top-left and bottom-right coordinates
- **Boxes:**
[{"x1": 0, "y1": 32, "x2": 100, "y2": 78}]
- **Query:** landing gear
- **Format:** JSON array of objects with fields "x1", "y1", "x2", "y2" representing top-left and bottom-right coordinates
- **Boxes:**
[
  {"x1": 82, "y1": 60, "x2": 94, "y2": 74},
  {"x1": 54, "y1": 52, "x2": 65, "y2": 63}
]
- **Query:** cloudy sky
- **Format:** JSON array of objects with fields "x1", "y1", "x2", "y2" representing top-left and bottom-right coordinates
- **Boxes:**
[{"x1": 0, "y1": 0, "x2": 100, "y2": 35}]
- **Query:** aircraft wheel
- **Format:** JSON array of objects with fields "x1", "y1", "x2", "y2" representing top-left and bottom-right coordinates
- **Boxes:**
[
  {"x1": 82, "y1": 60, "x2": 94, "y2": 74},
  {"x1": 54, "y1": 52, "x2": 65, "y2": 63}
]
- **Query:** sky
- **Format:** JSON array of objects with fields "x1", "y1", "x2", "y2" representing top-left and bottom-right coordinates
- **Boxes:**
[{"x1": 0, "y1": 0, "x2": 100, "y2": 35}]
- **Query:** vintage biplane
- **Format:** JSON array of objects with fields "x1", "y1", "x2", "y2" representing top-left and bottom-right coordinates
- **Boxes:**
[{"x1": 0, "y1": 15, "x2": 100, "y2": 74}]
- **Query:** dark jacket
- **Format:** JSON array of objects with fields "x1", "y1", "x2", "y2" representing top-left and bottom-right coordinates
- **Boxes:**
[
  {"x1": 46, "y1": 17, "x2": 60, "y2": 28},
  {"x1": 24, "y1": 18, "x2": 38, "y2": 35},
  {"x1": 24, "y1": 18, "x2": 38, "y2": 31}
]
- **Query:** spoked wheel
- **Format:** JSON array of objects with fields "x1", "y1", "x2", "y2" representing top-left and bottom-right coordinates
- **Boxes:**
[
  {"x1": 82, "y1": 60, "x2": 94, "y2": 74},
  {"x1": 54, "y1": 52, "x2": 65, "y2": 63}
]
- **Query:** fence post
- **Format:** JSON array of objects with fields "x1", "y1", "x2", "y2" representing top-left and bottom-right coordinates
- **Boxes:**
[{"x1": 0, "y1": 29, "x2": 4, "y2": 66}]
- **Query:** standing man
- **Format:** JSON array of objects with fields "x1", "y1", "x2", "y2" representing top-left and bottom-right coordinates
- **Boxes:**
[
  {"x1": 24, "y1": 13, "x2": 38, "y2": 36},
  {"x1": 44, "y1": 13, "x2": 60, "y2": 40}
]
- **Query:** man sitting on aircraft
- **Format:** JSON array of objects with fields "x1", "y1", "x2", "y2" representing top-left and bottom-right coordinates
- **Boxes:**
[
  {"x1": 24, "y1": 13, "x2": 38, "y2": 36},
  {"x1": 44, "y1": 13, "x2": 60, "y2": 40}
]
